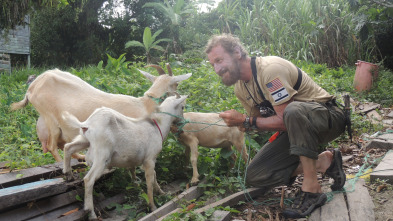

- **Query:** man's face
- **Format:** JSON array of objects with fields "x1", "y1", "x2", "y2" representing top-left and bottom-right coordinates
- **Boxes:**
[{"x1": 207, "y1": 45, "x2": 241, "y2": 86}]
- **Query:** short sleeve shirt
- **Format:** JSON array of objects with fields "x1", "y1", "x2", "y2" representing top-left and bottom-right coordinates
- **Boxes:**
[{"x1": 234, "y1": 56, "x2": 333, "y2": 117}]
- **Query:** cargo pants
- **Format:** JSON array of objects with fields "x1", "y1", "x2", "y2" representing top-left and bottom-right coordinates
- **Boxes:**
[{"x1": 245, "y1": 101, "x2": 346, "y2": 188}]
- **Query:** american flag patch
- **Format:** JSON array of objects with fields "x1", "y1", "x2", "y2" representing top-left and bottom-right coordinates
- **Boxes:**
[{"x1": 266, "y1": 78, "x2": 284, "y2": 92}]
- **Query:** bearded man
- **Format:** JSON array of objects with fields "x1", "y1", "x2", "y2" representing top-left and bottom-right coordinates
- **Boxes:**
[{"x1": 205, "y1": 33, "x2": 346, "y2": 218}]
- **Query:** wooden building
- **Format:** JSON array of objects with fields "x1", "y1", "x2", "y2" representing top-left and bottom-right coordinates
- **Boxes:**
[{"x1": 0, "y1": 16, "x2": 31, "y2": 73}]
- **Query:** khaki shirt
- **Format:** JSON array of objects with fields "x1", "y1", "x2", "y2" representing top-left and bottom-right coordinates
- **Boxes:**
[{"x1": 235, "y1": 56, "x2": 333, "y2": 117}]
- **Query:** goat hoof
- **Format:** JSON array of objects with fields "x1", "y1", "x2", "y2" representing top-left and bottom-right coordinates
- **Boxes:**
[{"x1": 64, "y1": 173, "x2": 75, "y2": 182}]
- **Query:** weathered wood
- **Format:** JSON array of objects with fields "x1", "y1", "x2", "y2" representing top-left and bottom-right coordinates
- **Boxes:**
[
  {"x1": 309, "y1": 192, "x2": 349, "y2": 221},
  {"x1": 209, "y1": 210, "x2": 231, "y2": 221},
  {"x1": 365, "y1": 139, "x2": 393, "y2": 150},
  {"x1": 56, "y1": 193, "x2": 127, "y2": 221},
  {"x1": 195, "y1": 187, "x2": 268, "y2": 214},
  {"x1": 0, "y1": 159, "x2": 82, "y2": 188},
  {"x1": 28, "y1": 202, "x2": 83, "y2": 221},
  {"x1": 140, "y1": 180, "x2": 208, "y2": 221},
  {"x1": 371, "y1": 150, "x2": 393, "y2": 184},
  {"x1": 0, "y1": 188, "x2": 83, "y2": 221},
  {"x1": 346, "y1": 178, "x2": 375, "y2": 221},
  {"x1": 0, "y1": 168, "x2": 114, "y2": 212},
  {"x1": 0, "y1": 178, "x2": 67, "y2": 210}
]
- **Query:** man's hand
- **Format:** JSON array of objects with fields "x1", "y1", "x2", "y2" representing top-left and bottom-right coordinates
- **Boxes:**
[{"x1": 219, "y1": 109, "x2": 246, "y2": 130}]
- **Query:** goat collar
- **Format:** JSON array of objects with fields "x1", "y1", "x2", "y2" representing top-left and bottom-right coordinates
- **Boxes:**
[
  {"x1": 153, "y1": 119, "x2": 163, "y2": 142},
  {"x1": 147, "y1": 92, "x2": 168, "y2": 104}
]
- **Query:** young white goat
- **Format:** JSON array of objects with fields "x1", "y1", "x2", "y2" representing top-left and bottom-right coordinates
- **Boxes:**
[
  {"x1": 11, "y1": 65, "x2": 191, "y2": 162},
  {"x1": 171, "y1": 112, "x2": 248, "y2": 184},
  {"x1": 62, "y1": 95, "x2": 187, "y2": 219}
]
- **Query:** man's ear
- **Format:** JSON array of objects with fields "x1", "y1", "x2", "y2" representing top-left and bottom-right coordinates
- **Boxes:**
[{"x1": 234, "y1": 46, "x2": 242, "y2": 60}]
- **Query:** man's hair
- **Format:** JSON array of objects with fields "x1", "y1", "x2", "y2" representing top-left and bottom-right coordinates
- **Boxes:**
[{"x1": 205, "y1": 33, "x2": 248, "y2": 59}]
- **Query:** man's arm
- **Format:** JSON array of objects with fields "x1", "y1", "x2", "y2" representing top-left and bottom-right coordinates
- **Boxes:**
[{"x1": 219, "y1": 98, "x2": 293, "y2": 132}]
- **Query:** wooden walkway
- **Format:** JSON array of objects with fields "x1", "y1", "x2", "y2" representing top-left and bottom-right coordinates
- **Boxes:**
[
  {"x1": 0, "y1": 161, "x2": 378, "y2": 221},
  {"x1": 309, "y1": 178, "x2": 375, "y2": 221}
]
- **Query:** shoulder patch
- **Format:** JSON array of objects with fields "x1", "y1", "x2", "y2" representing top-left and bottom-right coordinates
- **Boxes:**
[{"x1": 266, "y1": 78, "x2": 289, "y2": 103}]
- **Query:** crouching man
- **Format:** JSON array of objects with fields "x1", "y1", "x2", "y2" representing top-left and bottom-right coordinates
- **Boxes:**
[{"x1": 205, "y1": 33, "x2": 346, "y2": 218}]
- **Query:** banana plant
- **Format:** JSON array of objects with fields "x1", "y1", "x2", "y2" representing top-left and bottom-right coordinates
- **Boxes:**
[{"x1": 125, "y1": 27, "x2": 171, "y2": 64}]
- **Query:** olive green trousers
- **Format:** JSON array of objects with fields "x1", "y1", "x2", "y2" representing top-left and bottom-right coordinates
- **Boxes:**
[{"x1": 245, "y1": 101, "x2": 346, "y2": 188}]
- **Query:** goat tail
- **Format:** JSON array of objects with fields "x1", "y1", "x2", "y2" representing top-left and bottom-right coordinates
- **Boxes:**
[
  {"x1": 62, "y1": 111, "x2": 82, "y2": 129},
  {"x1": 10, "y1": 93, "x2": 30, "y2": 110}
]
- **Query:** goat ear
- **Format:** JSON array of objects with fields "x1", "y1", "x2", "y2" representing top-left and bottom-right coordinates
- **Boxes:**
[
  {"x1": 171, "y1": 73, "x2": 192, "y2": 83},
  {"x1": 138, "y1": 69, "x2": 156, "y2": 82},
  {"x1": 176, "y1": 95, "x2": 187, "y2": 104}
]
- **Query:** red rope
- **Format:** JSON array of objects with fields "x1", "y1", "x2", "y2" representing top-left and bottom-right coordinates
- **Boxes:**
[{"x1": 153, "y1": 119, "x2": 163, "y2": 142}]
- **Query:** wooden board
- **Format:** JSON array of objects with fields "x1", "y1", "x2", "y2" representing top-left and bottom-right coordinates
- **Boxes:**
[
  {"x1": 370, "y1": 151, "x2": 393, "y2": 184},
  {"x1": 346, "y1": 178, "x2": 375, "y2": 221},
  {"x1": 0, "y1": 168, "x2": 114, "y2": 211},
  {"x1": 140, "y1": 183, "x2": 205, "y2": 221},
  {"x1": 56, "y1": 193, "x2": 127, "y2": 221},
  {"x1": 309, "y1": 192, "x2": 349, "y2": 221},
  {"x1": 365, "y1": 139, "x2": 393, "y2": 150},
  {"x1": 0, "y1": 178, "x2": 68, "y2": 210},
  {"x1": 195, "y1": 187, "x2": 268, "y2": 214},
  {"x1": 0, "y1": 159, "x2": 83, "y2": 188},
  {"x1": 210, "y1": 210, "x2": 231, "y2": 221},
  {"x1": 0, "y1": 188, "x2": 83, "y2": 221}
]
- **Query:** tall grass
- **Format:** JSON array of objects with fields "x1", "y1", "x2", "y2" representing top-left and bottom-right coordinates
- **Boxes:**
[{"x1": 229, "y1": 0, "x2": 369, "y2": 67}]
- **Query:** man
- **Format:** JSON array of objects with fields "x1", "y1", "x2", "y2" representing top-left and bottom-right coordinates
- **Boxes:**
[{"x1": 205, "y1": 33, "x2": 346, "y2": 218}]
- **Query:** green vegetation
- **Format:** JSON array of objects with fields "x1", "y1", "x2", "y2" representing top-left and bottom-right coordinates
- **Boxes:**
[
  {"x1": 1, "y1": 54, "x2": 392, "y2": 218},
  {"x1": 2, "y1": 0, "x2": 393, "y2": 219}
]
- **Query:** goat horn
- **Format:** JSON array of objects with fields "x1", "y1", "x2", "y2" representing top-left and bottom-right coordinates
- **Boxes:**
[
  {"x1": 174, "y1": 91, "x2": 180, "y2": 98},
  {"x1": 166, "y1": 63, "x2": 173, "y2": 76},
  {"x1": 146, "y1": 64, "x2": 166, "y2": 75}
]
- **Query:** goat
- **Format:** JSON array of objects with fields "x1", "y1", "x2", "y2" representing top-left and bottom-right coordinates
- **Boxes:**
[
  {"x1": 11, "y1": 65, "x2": 191, "y2": 162},
  {"x1": 62, "y1": 95, "x2": 187, "y2": 219},
  {"x1": 171, "y1": 112, "x2": 249, "y2": 184}
]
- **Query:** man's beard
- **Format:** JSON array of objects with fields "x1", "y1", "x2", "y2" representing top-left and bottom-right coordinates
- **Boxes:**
[{"x1": 219, "y1": 59, "x2": 241, "y2": 86}]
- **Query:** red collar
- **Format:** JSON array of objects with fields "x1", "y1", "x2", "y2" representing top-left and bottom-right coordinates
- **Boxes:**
[{"x1": 153, "y1": 119, "x2": 163, "y2": 142}]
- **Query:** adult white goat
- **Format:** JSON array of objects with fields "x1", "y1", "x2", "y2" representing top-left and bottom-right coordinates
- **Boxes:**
[
  {"x1": 11, "y1": 65, "x2": 191, "y2": 162},
  {"x1": 171, "y1": 112, "x2": 249, "y2": 184},
  {"x1": 62, "y1": 95, "x2": 187, "y2": 219}
]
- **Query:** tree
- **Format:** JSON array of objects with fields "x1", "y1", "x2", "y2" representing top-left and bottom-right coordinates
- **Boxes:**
[
  {"x1": 125, "y1": 27, "x2": 171, "y2": 64},
  {"x1": 0, "y1": 0, "x2": 71, "y2": 31},
  {"x1": 143, "y1": 0, "x2": 195, "y2": 54}
]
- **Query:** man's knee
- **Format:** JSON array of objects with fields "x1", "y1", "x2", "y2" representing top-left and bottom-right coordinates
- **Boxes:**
[{"x1": 283, "y1": 102, "x2": 303, "y2": 121}]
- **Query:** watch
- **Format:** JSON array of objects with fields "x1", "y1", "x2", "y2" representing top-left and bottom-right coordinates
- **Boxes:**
[{"x1": 243, "y1": 116, "x2": 251, "y2": 129}]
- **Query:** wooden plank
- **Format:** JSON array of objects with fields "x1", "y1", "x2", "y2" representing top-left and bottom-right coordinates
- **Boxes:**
[
  {"x1": 0, "y1": 188, "x2": 83, "y2": 221},
  {"x1": 365, "y1": 139, "x2": 393, "y2": 150},
  {"x1": 28, "y1": 202, "x2": 83, "y2": 221},
  {"x1": 210, "y1": 210, "x2": 231, "y2": 221},
  {"x1": 140, "y1": 181, "x2": 207, "y2": 221},
  {"x1": 309, "y1": 192, "x2": 349, "y2": 221},
  {"x1": 0, "y1": 178, "x2": 67, "y2": 210},
  {"x1": 370, "y1": 151, "x2": 393, "y2": 184},
  {"x1": 195, "y1": 187, "x2": 268, "y2": 214},
  {"x1": 346, "y1": 178, "x2": 375, "y2": 221},
  {"x1": 55, "y1": 193, "x2": 127, "y2": 221},
  {"x1": 0, "y1": 168, "x2": 114, "y2": 211},
  {"x1": 0, "y1": 159, "x2": 82, "y2": 188}
]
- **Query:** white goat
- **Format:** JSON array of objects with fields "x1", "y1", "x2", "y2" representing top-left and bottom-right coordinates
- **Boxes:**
[
  {"x1": 62, "y1": 95, "x2": 187, "y2": 219},
  {"x1": 171, "y1": 112, "x2": 248, "y2": 184},
  {"x1": 11, "y1": 65, "x2": 191, "y2": 162}
]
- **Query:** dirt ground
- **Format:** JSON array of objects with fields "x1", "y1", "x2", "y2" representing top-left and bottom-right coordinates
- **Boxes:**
[{"x1": 231, "y1": 140, "x2": 393, "y2": 221}]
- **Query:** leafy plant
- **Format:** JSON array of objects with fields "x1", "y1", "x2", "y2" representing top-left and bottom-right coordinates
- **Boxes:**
[{"x1": 125, "y1": 27, "x2": 171, "y2": 64}]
